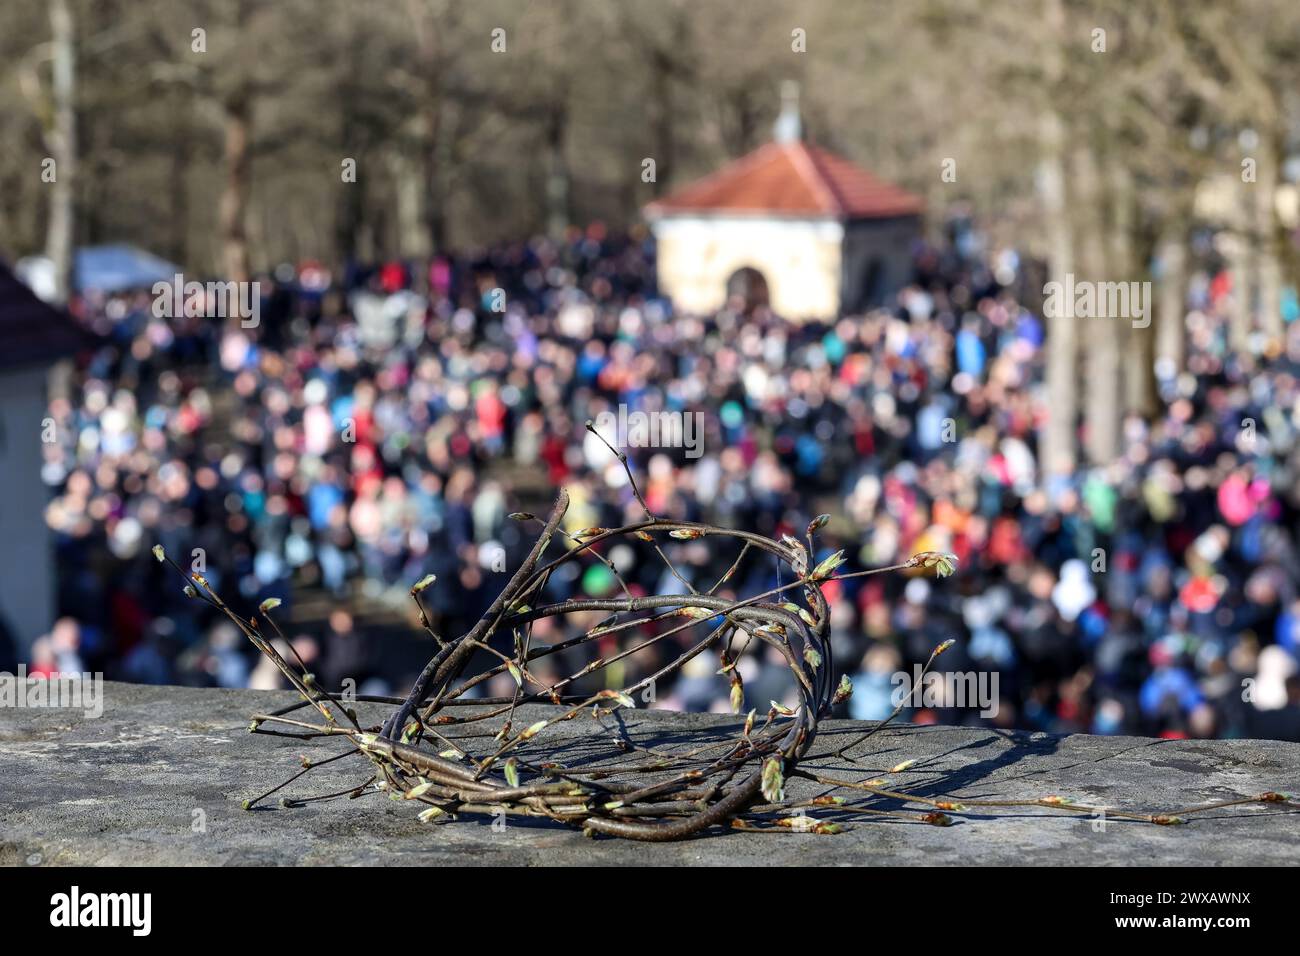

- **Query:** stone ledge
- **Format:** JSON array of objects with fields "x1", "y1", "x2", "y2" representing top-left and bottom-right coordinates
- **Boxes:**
[{"x1": 1, "y1": 682, "x2": 1297, "y2": 866}]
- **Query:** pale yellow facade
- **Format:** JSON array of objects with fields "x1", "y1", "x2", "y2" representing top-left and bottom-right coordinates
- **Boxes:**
[{"x1": 650, "y1": 215, "x2": 845, "y2": 321}]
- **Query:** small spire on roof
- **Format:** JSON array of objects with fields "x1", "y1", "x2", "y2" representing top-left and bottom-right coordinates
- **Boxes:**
[{"x1": 773, "y1": 80, "x2": 801, "y2": 144}]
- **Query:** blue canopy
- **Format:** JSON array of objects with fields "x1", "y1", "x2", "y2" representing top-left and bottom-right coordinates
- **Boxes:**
[{"x1": 75, "y1": 244, "x2": 182, "y2": 293}]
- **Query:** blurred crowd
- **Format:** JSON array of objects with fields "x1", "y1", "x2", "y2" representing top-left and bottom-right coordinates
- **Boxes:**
[{"x1": 23, "y1": 222, "x2": 1300, "y2": 741}]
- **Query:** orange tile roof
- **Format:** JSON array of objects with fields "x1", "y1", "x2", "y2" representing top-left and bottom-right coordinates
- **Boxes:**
[{"x1": 644, "y1": 141, "x2": 923, "y2": 220}]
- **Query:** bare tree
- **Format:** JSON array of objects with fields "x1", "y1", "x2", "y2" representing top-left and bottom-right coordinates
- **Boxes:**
[
  {"x1": 44, "y1": 0, "x2": 77, "y2": 304},
  {"x1": 1036, "y1": 0, "x2": 1077, "y2": 479}
]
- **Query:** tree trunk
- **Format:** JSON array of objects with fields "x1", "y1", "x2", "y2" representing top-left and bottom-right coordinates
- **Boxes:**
[
  {"x1": 424, "y1": 100, "x2": 449, "y2": 255},
  {"x1": 336, "y1": 150, "x2": 363, "y2": 264},
  {"x1": 45, "y1": 0, "x2": 77, "y2": 304},
  {"x1": 392, "y1": 149, "x2": 429, "y2": 261},
  {"x1": 1036, "y1": 0, "x2": 1076, "y2": 483},
  {"x1": 407, "y1": 0, "x2": 454, "y2": 256},
  {"x1": 1038, "y1": 112, "x2": 1076, "y2": 480},
  {"x1": 219, "y1": 89, "x2": 252, "y2": 282},
  {"x1": 1075, "y1": 145, "x2": 1121, "y2": 467},
  {"x1": 1111, "y1": 159, "x2": 1154, "y2": 416},
  {"x1": 334, "y1": 40, "x2": 363, "y2": 265},
  {"x1": 1225, "y1": 232, "x2": 1252, "y2": 354},
  {"x1": 545, "y1": 103, "x2": 570, "y2": 238},
  {"x1": 1254, "y1": 130, "x2": 1284, "y2": 342},
  {"x1": 169, "y1": 91, "x2": 191, "y2": 267},
  {"x1": 1155, "y1": 216, "x2": 1188, "y2": 372},
  {"x1": 648, "y1": 50, "x2": 675, "y2": 197}
]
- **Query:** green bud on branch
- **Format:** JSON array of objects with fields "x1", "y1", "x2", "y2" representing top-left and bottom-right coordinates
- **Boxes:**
[{"x1": 761, "y1": 756, "x2": 786, "y2": 804}]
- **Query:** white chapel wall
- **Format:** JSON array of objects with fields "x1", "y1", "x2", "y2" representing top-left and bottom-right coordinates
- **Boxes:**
[{"x1": 652, "y1": 216, "x2": 844, "y2": 321}]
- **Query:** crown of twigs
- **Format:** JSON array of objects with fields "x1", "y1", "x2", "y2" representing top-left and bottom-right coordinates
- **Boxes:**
[{"x1": 153, "y1": 423, "x2": 1293, "y2": 839}]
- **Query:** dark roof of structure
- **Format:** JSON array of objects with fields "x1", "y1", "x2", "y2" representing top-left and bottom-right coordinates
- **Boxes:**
[{"x1": 0, "y1": 262, "x2": 89, "y2": 372}]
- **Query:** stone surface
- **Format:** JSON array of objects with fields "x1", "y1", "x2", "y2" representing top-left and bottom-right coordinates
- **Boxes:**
[{"x1": 1, "y1": 681, "x2": 1297, "y2": 866}]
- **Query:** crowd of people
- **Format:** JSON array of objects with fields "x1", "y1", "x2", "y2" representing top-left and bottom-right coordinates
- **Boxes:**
[{"x1": 22, "y1": 220, "x2": 1300, "y2": 741}]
